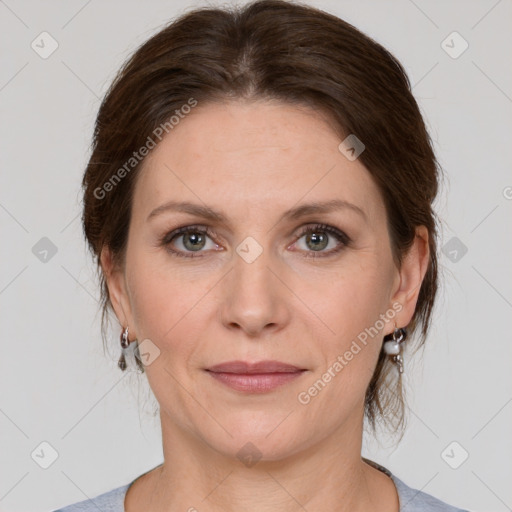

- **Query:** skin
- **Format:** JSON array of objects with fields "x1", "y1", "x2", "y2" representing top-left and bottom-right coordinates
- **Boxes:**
[{"x1": 101, "y1": 100, "x2": 429, "y2": 512}]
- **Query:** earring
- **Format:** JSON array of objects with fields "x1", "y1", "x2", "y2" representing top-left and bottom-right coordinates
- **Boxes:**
[
  {"x1": 118, "y1": 326, "x2": 132, "y2": 371},
  {"x1": 383, "y1": 323, "x2": 407, "y2": 374}
]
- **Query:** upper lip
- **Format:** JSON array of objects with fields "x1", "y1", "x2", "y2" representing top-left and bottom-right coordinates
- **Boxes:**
[{"x1": 206, "y1": 360, "x2": 305, "y2": 374}]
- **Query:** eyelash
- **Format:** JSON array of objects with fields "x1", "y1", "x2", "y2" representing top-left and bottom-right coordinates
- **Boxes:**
[{"x1": 159, "y1": 223, "x2": 351, "y2": 259}]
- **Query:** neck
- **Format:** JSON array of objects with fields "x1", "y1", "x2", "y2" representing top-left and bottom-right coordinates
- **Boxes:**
[{"x1": 133, "y1": 409, "x2": 394, "y2": 512}]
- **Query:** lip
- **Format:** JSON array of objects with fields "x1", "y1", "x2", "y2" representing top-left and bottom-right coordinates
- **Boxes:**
[
  {"x1": 205, "y1": 360, "x2": 307, "y2": 393},
  {"x1": 206, "y1": 360, "x2": 305, "y2": 374}
]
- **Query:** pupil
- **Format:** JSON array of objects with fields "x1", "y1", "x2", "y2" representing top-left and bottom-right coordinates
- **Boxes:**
[
  {"x1": 185, "y1": 232, "x2": 204, "y2": 251},
  {"x1": 308, "y1": 232, "x2": 327, "y2": 251}
]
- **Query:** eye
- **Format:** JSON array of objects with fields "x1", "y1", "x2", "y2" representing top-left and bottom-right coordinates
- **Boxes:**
[
  {"x1": 292, "y1": 223, "x2": 350, "y2": 258},
  {"x1": 159, "y1": 223, "x2": 350, "y2": 259},
  {"x1": 160, "y1": 225, "x2": 220, "y2": 258}
]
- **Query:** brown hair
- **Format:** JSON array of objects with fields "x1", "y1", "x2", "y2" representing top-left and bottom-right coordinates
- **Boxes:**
[{"x1": 82, "y1": 0, "x2": 440, "y2": 437}]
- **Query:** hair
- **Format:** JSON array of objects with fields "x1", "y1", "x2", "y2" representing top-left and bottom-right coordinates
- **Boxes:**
[{"x1": 81, "y1": 0, "x2": 441, "y2": 438}]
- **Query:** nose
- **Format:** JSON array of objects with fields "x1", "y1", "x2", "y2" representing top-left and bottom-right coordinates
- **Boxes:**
[{"x1": 219, "y1": 244, "x2": 291, "y2": 338}]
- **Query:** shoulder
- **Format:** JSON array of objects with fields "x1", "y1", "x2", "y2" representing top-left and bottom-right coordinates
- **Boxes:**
[
  {"x1": 52, "y1": 483, "x2": 130, "y2": 512},
  {"x1": 363, "y1": 458, "x2": 469, "y2": 512},
  {"x1": 391, "y1": 474, "x2": 470, "y2": 512}
]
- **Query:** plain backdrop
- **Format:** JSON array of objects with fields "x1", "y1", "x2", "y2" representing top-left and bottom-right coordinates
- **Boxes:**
[{"x1": 1, "y1": 0, "x2": 511, "y2": 511}]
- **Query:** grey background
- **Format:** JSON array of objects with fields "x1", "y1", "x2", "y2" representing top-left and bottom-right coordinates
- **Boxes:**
[{"x1": 1, "y1": 0, "x2": 511, "y2": 511}]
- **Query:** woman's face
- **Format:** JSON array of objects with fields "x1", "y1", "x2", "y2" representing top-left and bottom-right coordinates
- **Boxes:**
[{"x1": 104, "y1": 100, "x2": 426, "y2": 460}]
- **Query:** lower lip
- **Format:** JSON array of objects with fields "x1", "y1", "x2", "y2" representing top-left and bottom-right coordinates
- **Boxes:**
[{"x1": 206, "y1": 371, "x2": 305, "y2": 393}]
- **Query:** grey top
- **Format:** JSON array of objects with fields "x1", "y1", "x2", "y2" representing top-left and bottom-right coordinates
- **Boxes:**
[{"x1": 52, "y1": 459, "x2": 470, "y2": 511}]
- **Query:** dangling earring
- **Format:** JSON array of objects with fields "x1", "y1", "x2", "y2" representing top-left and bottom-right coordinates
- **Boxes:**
[
  {"x1": 383, "y1": 323, "x2": 407, "y2": 374},
  {"x1": 118, "y1": 326, "x2": 132, "y2": 371}
]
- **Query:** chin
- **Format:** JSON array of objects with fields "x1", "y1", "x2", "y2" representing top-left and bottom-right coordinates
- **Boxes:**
[{"x1": 198, "y1": 415, "x2": 312, "y2": 464}]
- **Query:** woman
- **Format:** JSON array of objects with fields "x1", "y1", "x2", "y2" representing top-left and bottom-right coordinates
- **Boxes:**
[{"x1": 54, "y1": 0, "x2": 469, "y2": 510}]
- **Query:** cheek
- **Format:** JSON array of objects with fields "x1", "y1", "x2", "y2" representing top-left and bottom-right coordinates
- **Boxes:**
[
  {"x1": 125, "y1": 250, "x2": 183, "y2": 343},
  {"x1": 324, "y1": 258, "x2": 392, "y2": 331},
  {"x1": 302, "y1": 278, "x2": 389, "y2": 414},
  {"x1": 125, "y1": 251, "x2": 214, "y2": 364},
  {"x1": 311, "y1": 257, "x2": 393, "y2": 382}
]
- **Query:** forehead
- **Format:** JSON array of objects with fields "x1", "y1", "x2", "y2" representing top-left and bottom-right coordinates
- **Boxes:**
[{"x1": 132, "y1": 101, "x2": 385, "y2": 225}]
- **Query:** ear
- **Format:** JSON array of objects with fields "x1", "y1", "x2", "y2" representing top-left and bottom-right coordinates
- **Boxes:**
[
  {"x1": 100, "y1": 246, "x2": 136, "y2": 340},
  {"x1": 389, "y1": 225, "x2": 430, "y2": 332}
]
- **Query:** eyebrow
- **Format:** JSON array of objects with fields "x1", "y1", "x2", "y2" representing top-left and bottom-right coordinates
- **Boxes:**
[{"x1": 147, "y1": 198, "x2": 367, "y2": 225}]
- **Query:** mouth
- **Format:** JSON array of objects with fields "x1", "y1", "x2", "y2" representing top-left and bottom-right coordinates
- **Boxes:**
[{"x1": 204, "y1": 360, "x2": 308, "y2": 393}]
